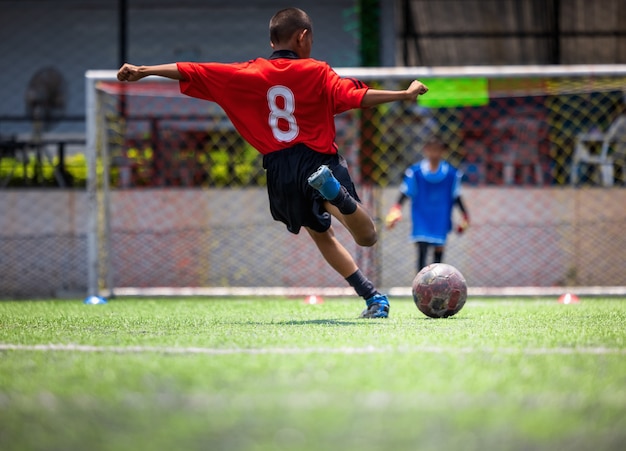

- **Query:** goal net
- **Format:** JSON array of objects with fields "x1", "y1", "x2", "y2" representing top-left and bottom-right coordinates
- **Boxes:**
[{"x1": 86, "y1": 66, "x2": 626, "y2": 298}]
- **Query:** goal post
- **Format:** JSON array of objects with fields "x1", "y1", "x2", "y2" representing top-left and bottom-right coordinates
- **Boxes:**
[
  {"x1": 85, "y1": 65, "x2": 626, "y2": 298},
  {"x1": 86, "y1": 71, "x2": 117, "y2": 299}
]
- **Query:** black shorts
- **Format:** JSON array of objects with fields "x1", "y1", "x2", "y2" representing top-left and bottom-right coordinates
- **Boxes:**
[{"x1": 262, "y1": 144, "x2": 360, "y2": 234}]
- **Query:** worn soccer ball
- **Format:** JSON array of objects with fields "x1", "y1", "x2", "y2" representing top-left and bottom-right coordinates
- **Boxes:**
[{"x1": 412, "y1": 263, "x2": 467, "y2": 318}]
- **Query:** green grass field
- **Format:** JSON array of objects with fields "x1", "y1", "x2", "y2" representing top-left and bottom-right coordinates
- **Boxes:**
[{"x1": 1, "y1": 296, "x2": 625, "y2": 451}]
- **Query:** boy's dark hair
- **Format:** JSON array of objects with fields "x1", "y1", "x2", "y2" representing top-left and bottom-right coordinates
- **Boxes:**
[
  {"x1": 269, "y1": 8, "x2": 312, "y2": 44},
  {"x1": 424, "y1": 136, "x2": 447, "y2": 149}
]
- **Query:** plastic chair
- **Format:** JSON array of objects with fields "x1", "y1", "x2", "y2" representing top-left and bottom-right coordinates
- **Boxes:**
[
  {"x1": 492, "y1": 116, "x2": 546, "y2": 185},
  {"x1": 571, "y1": 115, "x2": 626, "y2": 186}
]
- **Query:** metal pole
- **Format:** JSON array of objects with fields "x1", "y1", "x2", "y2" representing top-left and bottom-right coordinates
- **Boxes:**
[
  {"x1": 119, "y1": 0, "x2": 127, "y2": 66},
  {"x1": 85, "y1": 73, "x2": 99, "y2": 297}
]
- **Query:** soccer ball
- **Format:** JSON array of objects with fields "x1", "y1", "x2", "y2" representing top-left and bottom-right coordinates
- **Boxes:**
[{"x1": 412, "y1": 263, "x2": 467, "y2": 318}]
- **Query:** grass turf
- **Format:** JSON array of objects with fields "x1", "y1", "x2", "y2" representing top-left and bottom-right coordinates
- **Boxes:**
[{"x1": 1, "y1": 297, "x2": 625, "y2": 451}]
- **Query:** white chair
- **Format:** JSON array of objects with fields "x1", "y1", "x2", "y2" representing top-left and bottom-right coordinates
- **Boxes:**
[{"x1": 571, "y1": 115, "x2": 626, "y2": 186}]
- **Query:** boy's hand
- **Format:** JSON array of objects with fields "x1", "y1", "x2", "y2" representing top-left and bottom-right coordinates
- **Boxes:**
[
  {"x1": 456, "y1": 213, "x2": 470, "y2": 234},
  {"x1": 385, "y1": 204, "x2": 403, "y2": 229},
  {"x1": 117, "y1": 63, "x2": 144, "y2": 82},
  {"x1": 406, "y1": 80, "x2": 428, "y2": 101}
]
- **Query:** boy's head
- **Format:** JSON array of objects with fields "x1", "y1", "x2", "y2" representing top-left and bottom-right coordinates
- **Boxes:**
[
  {"x1": 269, "y1": 8, "x2": 313, "y2": 58},
  {"x1": 423, "y1": 136, "x2": 447, "y2": 164}
]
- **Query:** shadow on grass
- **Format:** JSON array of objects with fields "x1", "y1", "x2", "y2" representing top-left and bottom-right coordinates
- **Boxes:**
[
  {"x1": 228, "y1": 316, "x2": 470, "y2": 326},
  {"x1": 227, "y1": 319, "x2": 367, "y2": 326},
  {"x1": 276, "y1": 319, "x2": 366, "y2": 326}
]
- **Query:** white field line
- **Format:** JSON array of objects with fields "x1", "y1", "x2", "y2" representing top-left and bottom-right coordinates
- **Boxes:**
[{"x1": 1, "y1": 343, "x2": 624, "y2": 356}]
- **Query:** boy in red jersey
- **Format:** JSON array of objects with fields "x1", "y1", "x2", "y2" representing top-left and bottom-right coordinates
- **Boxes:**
[{"x1": 117, "y1": 7, "x2": 428, "y2": 318}]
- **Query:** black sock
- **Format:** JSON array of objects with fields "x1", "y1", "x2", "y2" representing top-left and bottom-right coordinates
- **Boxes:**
[
  {"x1": 345, "y1": 269, "x2": 378, "y2": 300},
  {"x1": 417, "y1": 242, "x2": 429, "y2": 271},
  {"x1": 434, "y1": 249, "x2": 443, "y2": 263},
  {"x1": 329, "y1": 186, "x2": 358, "y2": 215}
]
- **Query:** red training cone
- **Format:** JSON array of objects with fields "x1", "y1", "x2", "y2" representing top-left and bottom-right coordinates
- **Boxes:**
[
  {"x1": 304, "y1": 295, "x2": 324, "y2": 305},
  {"x1": 558, "y1": 293, "x2": 580, "y2": 304}
]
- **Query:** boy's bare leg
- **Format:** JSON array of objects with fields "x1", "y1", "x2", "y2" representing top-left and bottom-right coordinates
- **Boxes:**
[
  {"x1": 305, "y1": 225, "x2": 389, "y2": 318},
  {"x1": 305, "y1": 226, "x2": 358, "y2": 277},
  {"x1": 307, "y1": 164, "x2": 377, "y2": 247},
  {"x1": 323, "y1": 202, "x2": 377, "y2": 247}
]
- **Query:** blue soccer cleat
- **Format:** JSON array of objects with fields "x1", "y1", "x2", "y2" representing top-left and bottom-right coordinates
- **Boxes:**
[
  {"x1": 307, "y1": 165, "x2": 341, "y2": 200},
  {"x1": 360, "y1": 293, "x2": 390, "y2": 318}
]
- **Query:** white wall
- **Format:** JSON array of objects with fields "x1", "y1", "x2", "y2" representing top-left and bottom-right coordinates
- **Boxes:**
[{"x1": 2, "y1": 187, "x2": 624, "y2": 297}]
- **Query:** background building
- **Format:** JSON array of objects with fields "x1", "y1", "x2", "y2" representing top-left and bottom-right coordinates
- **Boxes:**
[{"x1": 1, "y1": 0, "x2": 625, "y2": 136}]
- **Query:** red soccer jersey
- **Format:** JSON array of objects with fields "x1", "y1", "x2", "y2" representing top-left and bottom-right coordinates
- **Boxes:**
[{"x1": 177, "y1": 56, "x2": 368, "y2": 155}]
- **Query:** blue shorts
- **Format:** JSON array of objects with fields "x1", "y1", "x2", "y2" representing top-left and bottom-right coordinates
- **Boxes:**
[{"x1": 262, "y1": 144, "x2": 360, "y2": 234}]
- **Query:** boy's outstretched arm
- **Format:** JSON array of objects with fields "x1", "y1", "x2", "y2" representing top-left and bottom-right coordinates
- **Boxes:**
[
  {"x1": 360, "y1": 79, "x2": 428, "y2": 107},
  {"x1": 454, "y1": 196, "x2": 470, "y2": 234},
  {"x1": 385, "y1": 193, "x2": 409, "y2": 229},
  {"x1": 117, "y1": 63, "x2": 185, "y2": 82}
]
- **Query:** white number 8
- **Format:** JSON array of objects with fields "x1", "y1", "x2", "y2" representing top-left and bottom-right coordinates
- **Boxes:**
[{"x1": 267, "y1": 85, "x2": 299, "y2": 142}]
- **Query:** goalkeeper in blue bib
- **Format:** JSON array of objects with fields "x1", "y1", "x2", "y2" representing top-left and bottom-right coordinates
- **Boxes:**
[{"x1": 385, "y1": 136, "x2": 469, "y2": 271}]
